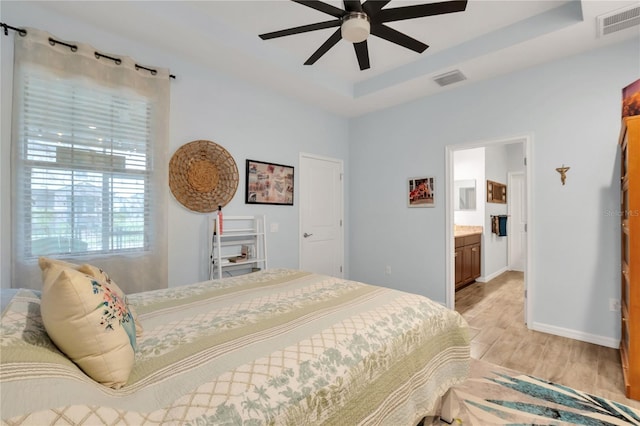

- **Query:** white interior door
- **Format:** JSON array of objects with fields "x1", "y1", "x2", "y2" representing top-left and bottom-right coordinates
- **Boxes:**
[
  {"x1": 299, "y1": 154, "x2": 344, "y2": 277},
  {"x1": 508, "y1": 172, "x2": 526, "y2": 272}
]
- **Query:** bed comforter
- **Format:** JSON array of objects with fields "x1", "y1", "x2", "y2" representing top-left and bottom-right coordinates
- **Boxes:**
[{"x1": 1, "y1": 269, "x2": 470, "y2": 425}]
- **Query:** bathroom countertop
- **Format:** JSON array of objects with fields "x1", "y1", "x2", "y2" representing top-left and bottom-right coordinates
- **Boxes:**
[{"x1": 454, "y1": 225, "x2": 483, "y2": 237}]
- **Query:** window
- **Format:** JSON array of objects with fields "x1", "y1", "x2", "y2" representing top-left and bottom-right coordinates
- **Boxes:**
[
  {"x1": 11, "y1": 28, "x2": 169, "y2": 292},
  {"x1": 17, "y1": 70, "x2": 152, "y2": 257}
]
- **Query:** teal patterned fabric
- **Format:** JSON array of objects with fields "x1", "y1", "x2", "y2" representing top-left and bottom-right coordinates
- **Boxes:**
[
  {"x1": 451, "y1": 359, "x2": 640, "y2": 425},
  {"x1": 468, "y1": 374, "x2": 640, "y2": 425}
]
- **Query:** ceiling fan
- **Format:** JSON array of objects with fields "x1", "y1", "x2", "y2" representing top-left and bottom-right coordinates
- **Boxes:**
[{"x1": 259, "y1": 0, "x2": 468, "y2": 71}]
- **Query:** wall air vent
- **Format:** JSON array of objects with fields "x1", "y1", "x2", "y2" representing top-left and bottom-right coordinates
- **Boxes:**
[
  {"x1": 597, "y1": 4, "x2": 640, "y2": 37},
  {"x1": 433, "y1": 70, "x2": 466, "y2": 87}
]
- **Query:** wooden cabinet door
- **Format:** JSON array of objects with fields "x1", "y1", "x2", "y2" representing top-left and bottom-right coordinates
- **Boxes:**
[
  {"x1": 462, "y1": 245, "x2": 473, "y2": 284},
  {"x1": 620, "y1": 115, "x2": 640, "y2": 400},
  {"x1": 455, "y1": 234, "x2": 482, "y2": 290},
  {"x1": 470, "y1": 243, "x2": 481, "y2": 279}
]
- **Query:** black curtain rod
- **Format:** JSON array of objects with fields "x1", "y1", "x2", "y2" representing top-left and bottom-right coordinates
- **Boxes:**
[
  {"x1": 1, "y1": 21, "x2": 176, "y2": 80},
  {"x1": 1, "y1": 22, "x2": 27, "y2": 37}
]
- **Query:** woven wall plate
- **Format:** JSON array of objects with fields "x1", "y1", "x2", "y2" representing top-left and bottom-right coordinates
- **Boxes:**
[{"x1": 169, "y1": 140, "x2": 238, "y2": 213}]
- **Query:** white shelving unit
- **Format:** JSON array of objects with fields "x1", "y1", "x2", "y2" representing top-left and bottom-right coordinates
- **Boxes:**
[{"x1": 209, "y1": 215, "x2": 268, "y2": 280}]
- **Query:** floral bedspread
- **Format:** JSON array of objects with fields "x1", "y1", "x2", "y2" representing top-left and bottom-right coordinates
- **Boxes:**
[{"x1": 1, "y1": 269, "x2": 470, "y2": 425}]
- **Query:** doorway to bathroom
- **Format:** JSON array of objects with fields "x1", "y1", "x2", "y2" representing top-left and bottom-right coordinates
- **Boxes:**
[{"x1": 445, "y1": 135, "x2": 532, "y2": 326}]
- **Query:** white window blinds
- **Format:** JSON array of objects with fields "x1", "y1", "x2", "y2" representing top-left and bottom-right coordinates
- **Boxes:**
[
  {"x1": 12, "y1": 28, "x2": 169, "y2": 292},
  {"x1": 20, "y1": 71, "x2": 152, "y2": 255}
]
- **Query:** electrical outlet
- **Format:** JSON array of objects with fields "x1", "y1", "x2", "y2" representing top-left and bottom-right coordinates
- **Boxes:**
[
  {"x1": 385, "y1": 265, "x2": 391, "y2": 275},
  {"x1": 609, "y1": 298, "x2": 621, "y2": 312}
]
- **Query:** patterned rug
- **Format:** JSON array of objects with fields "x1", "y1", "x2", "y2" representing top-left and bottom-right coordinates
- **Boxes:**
[{"x1": 430, "y1": 358, "x2": 640, "y2": 425}]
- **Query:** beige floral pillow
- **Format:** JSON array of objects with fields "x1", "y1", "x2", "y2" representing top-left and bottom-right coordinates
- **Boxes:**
[
  {"x1": 37, "y1": 258, "x2": 143, "y2": 338},
  {"x1": 39, "y1": 257, "x2": 137, "y2": 388}
]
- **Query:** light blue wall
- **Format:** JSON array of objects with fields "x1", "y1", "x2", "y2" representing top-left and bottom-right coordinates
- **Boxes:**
[
  {"x1": 0, "y1": 2, "x2": 350, "y2": 288},
  {"x1": 349, "y1": 38, "x2": 639, "y2": 345}
]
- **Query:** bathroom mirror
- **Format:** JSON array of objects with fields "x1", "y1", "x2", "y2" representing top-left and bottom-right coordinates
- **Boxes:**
[{"x1": 454, "y1": 179, "x2": 476, "y2": 211}]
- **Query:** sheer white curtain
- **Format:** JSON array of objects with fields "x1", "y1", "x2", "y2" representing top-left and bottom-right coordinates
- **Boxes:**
[{"x1": 11, "y1": 28, "x2": 169, "y2": 293}]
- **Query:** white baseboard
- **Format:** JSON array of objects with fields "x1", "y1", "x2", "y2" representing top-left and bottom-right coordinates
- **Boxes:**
[
  {"x1": 530, "y1": 321, "x2": 620, "y2": 349},
  {"x1": 476, "y1": 266, "x2": 508, "y2": 283}
]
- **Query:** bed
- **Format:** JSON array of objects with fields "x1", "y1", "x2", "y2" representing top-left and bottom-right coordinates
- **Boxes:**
[{"x1": 1, "y1": 267, "x2": 470, "y2": 425}]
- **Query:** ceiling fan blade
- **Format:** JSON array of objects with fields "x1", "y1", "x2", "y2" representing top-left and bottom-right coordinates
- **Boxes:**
[
  {"x1": 304, "y1": 28, "x2": 342, "y2": 65},
  {"x1": 371, "y1": 24, "x2": 428, "y2": 53},
  {"x1": 343, "y1": 0, "x2": 363, "y2": 12},
  {"x1": 377, "y1": 0, "x2": 467, "y2": 23},
  {"x1": 292, "y1": 0, "x2": 346, "y2": 18},
  {"x1": 353, "y1": 41, "x2": 370, "y2": 70},
  {"x1": 259, "y1": 20, "x2": 340, "y2": 40},
  {"x1": 362, "y1": 0, "x2": 391, "y2": 17}
]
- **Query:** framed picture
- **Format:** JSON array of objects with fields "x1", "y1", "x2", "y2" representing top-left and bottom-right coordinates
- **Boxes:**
[
  {"x1": 408, "y1": 176, "x2": 435, "y2": 208},
  {"x1": 486, "y1": 179, "x2": 507, "y2": 204},
  {"x1": 245, "y1": 159, "x2": 294, "y2": 205}
]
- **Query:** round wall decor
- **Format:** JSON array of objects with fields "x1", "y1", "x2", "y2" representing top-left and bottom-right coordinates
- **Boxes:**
[{"x1": 169, "y1": 140, "x2": 238, "y2": 213}]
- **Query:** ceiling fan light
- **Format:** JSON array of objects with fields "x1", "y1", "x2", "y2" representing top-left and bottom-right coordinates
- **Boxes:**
[{"x1": 341, "y1": 12, "x2": 370, "y2": 43}]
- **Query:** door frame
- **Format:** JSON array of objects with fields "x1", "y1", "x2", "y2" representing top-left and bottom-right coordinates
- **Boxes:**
[
  {"x1": 445, "y1": 134, "x2": 534, "y2": 327},
  {"x1": 298, "y1": 152, "x2": 345, "y2": 277},
  {"x1": 508, "y1": 171, "x2": 526, "y2": 272}
]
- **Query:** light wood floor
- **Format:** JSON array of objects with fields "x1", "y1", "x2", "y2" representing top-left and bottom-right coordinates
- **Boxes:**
[{"x1": 455, "y1": 270, "x2": 640, "y2": 409}]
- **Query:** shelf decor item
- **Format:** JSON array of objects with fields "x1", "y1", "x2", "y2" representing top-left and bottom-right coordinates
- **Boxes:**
[
  {"x1": 169, "y1": 140, "x2": 238, "y2": 213},
  {"x1": 245, "y1": 159, "x2": 294, "y2": 205},
  {"x1": 408, "y1": 176, "x2": 435, "y2": 208}
]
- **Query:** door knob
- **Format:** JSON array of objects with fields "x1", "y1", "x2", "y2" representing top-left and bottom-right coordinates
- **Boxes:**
[{"x1": 303, "y1": 232, "x2": 313, "y2": 238}]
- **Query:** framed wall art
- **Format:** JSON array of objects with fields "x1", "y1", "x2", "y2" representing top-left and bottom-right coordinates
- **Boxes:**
[
  {"x1": 408, "y1": 176, "x2": 435, "y2": 208},
  {"x1": 486, "y1": 179, "x2": 507, "y2": 204},
  {"x1": 245, "y1": 159, "x2": 294, "y2": 205}
]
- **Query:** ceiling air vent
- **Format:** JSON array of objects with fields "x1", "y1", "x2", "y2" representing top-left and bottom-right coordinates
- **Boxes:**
[
  {"x1": 433, "y1": 69, "x2": 467, "y2": 87},
  {"x1": 597, "y1": 4, "x2": 640, "y2": 37}
]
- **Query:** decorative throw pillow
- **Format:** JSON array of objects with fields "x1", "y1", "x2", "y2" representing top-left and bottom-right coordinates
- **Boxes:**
[
  {"x1": 37, "y1": 258, "x2": 143, "y2": 338},
  {"x1": 39, "y1": 258, "x2": 137, "y2": 388}
]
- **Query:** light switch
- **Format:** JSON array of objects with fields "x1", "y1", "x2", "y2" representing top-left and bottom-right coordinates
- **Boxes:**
[{"x1": 270, "y1": 222, "x2": 279, "y2": 233}]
